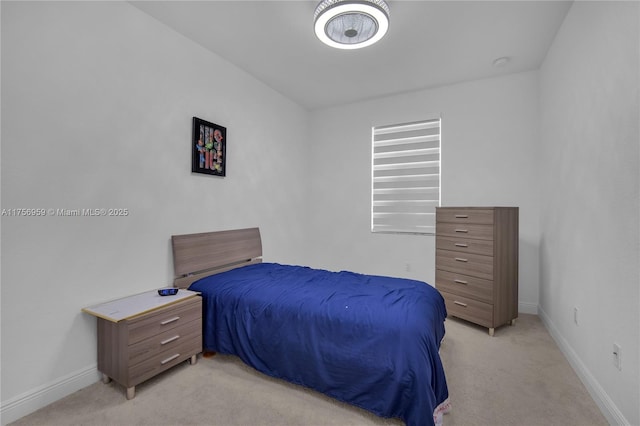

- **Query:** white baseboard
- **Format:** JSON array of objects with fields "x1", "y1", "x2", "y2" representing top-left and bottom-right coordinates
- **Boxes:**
[
  {"x1": 538, "y1": 307, "x2": 629, "y2": 426},
  {"x1": 518, "y1": 301, "x2": 538, "y2": 315},
  {"x1": 0, "y1": 364, "x2": 100, "y2": 426}
]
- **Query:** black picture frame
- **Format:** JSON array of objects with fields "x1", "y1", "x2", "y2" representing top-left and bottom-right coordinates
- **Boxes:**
[{"x1": 192, "y1": 117, "x2": 226, "y2": 177}]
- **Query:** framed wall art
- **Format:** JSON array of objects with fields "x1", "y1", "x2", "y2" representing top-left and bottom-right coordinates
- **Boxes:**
[{"x1": 192, "y1": 117, "x2": 226, "y2": 177}]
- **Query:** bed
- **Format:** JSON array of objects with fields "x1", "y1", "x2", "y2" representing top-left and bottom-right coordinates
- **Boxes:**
[{"x1": 172, "y1": 227, "x2": 451, "y2": 426}]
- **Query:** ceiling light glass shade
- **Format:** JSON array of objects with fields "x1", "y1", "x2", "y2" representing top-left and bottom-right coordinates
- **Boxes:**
[{"x1": 314, "y1": 0, "x2": 390, "y2": 50}]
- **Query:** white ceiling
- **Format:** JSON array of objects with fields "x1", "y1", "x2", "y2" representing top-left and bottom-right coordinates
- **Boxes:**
[{"x1": 130, "y1": 0, "x2": 572, "y2": 110}]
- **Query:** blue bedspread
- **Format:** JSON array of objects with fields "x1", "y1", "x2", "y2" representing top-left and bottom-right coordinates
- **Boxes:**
[{"x1": 189, "y1": 263, "x2": 449, "y2": 426}]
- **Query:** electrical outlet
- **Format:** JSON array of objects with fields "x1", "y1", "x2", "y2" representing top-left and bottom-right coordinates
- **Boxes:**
[
  {"x1": 404, "y1": 262, "x2": 411, "y2": 272},
  {"x1": 573, "y1": 307, "x2": 579, "y2": 325},
  {"x1": 613, "y1": 343, "x2": 622, "y2": 371}
]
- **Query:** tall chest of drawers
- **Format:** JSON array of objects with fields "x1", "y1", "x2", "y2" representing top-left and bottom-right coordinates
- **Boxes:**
[{"x1": 435, "y1": 207, "x2": 518, "y2": 336}]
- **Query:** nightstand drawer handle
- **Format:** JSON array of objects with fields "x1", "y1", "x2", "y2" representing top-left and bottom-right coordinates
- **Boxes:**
[
  {"x1": 454, "y1": 301, "x2": 468, "y2": 307},
  {"x1": 454, "y1": 279, "x2": 468, "y2": 285},
  {"x1": 455, "y1": 257, "x2": 468, "y2": 263},
  {"x1": 454, "y1": 243, "x2": 468, "y2": 247},
  {"x1": 455, "y1": 215, "x2": 468, "y2": 218},
  {"x1": 454, "y1": 229, "x2": 468, "y2": 233},
  {"x1": 161, "y1": 335, "x2": 180, "y2": 345},
  {"x1": 160, "y1": 353, "x2": 180, "y2": 365},
  {"x1": 160, "y1": 316, "x2": 180, "y2": 325}
]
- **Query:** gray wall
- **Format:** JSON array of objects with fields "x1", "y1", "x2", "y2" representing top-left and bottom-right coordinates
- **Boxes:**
[
  {"x1": 307, "y1": 71, "x2": 541, "y2": 314},
  {"x1": 1, "y1": 1, "x2": 310, "y2": 420},
  {"x1": 539, "y1": 2, "x2": 639, "y2": 425}
]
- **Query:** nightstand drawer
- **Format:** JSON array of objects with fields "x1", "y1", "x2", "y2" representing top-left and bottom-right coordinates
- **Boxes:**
[
  {"x1": 436, "y1": 223, "x2": 494, "y2": 240},
  {"x1": 129, "y1": 319, "x2": 201, "y2": 366},
  {"x1": 436, "y1": 249, "x2": 493, "y2": 280},
  {"x1": 436, "y1": 269, "x2": 493, "y2": 303},
  {"x1": 436, "y1": 208, "x2": 494, "y2": 225},
  {"x1": 128, "y1": 297, "x2": 201, "y2": 344},
  {"x1": 440, "y1": 290, "x2": 493, "y2": 328},
  {"x1": 128, "y1": 336, "x2": 202, "y2": 387},
  {"x1": 436, "y1": 235, "x2": 494, "y2": 256}
]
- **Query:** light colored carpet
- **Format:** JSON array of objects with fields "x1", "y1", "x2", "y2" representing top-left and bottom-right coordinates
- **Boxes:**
[{"x1": 10, "y1": 314, "x2": 607, "y2": 426}]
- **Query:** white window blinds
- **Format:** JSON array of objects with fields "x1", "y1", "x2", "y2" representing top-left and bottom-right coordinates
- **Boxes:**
[{"x1": 371, "y1": 118, "x2": 441, "y2": 234}]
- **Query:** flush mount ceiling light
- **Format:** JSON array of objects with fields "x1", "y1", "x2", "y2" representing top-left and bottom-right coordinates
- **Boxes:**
[{"x1": 314, "y1": 0, "x2": 390, "y2": 50}]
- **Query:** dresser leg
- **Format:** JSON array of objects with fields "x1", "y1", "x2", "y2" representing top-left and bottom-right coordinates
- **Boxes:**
[
  {"x1": 189, "y1": 354, "x2": 197, "y2": 365},
  {"x1": 102, "y1": 374, "x2": 111, "y2": 384},
  {"x1": 488, "y1": 328, "x2": 495, "y2": 337},
  {"x1": 126, "y1": 386, "x2": 135, "y2": 400},
  {"x1": 510, "y1": 319, "x2": 516, "y2": 326}
]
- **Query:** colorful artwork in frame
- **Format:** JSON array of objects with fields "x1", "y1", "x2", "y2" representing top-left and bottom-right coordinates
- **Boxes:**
[{"x1": 192, "y1": 117, "x2": 226, "y2": 177}]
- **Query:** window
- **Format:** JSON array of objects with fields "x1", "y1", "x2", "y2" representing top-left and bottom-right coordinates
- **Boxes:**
[{"x1": 371, "y1": 117, "x2": 441, "y2": 234}]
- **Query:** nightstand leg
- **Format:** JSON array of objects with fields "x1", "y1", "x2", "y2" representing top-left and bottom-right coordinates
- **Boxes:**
[
  {"x1": 510, "y1": 319, "x2": 516, "y2": 326},
  {"x1": 189, "y1": 354, "x2": 197, "y2": 365},
  {"x1": 126, "y1": 386, "x2": 135, "y2": 400},
  {"x1": 488, "y1": 328, "x2": 495, "y2": 337},
  {"x1": 102, "y1": 374, "x2": 111, "y2": 384}
]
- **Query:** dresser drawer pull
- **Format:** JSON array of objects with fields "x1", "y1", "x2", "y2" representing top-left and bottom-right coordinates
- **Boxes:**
[
  {"x1": 160, "y1": 335, "x2": 181, "y2": 345},
  {"x1": 454, "y1": 243, "x2": 468, "y2": 247},
  {"x1": 454, "y1": 229, "x2": 468, "y2": 233},
  {"x1": 455, "y1": 257, "x2": 468, "y2": 263},
  {"x1": 454, "y1": 214, "x2": 469, "y2": 218},
  {"x1": 160, "y1": 353, "x2": 181, "y2": 365},
  {"x1": 453, "y1": 301, "x2": 468, "y2": 307},
  {"x1": 160, "y1": 316, "x2": 180, "y2": 325},
  {"x1": 454, "y1": 279, "x2": 468, "y2": 285}
]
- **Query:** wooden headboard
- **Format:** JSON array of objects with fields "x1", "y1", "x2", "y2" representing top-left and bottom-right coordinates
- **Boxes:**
[{"x1": 171, "y1": 227, "x2": 262, "y2": 288}]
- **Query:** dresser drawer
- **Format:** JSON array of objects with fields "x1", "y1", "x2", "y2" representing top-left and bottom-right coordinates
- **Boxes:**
[
  {"x1": 127, "y1": 297, "x2": 201, "y2": 345},
  {"x1": 436, "y1": 269, "x2": 493, "y2": 303},
  {"x1": 440, "y1": 290, "x2": 493, "y2": 328},
  {"x1": 128, "y1": 335, "x2": 202, "y2": 387},
  {"x1": 436, "y1": 208, "x2": 494, "y2": 225},
  {"x1": 436, "y1": 235, "x2": 493, "y2": 256},
  {"x1": 436, "y1": 249, "x2": 493, "y2": 280},
  {"x1": 436, "y1": 223, "x2": 493, "y2": 240},
  {"x1": 128, "y1": 319, "x2": 201, "y2": 366}
]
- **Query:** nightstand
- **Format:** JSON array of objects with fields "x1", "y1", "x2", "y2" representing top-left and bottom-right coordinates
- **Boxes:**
[{"x1": 82, "y1": 289, "x2": 202, "y2": 399}]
